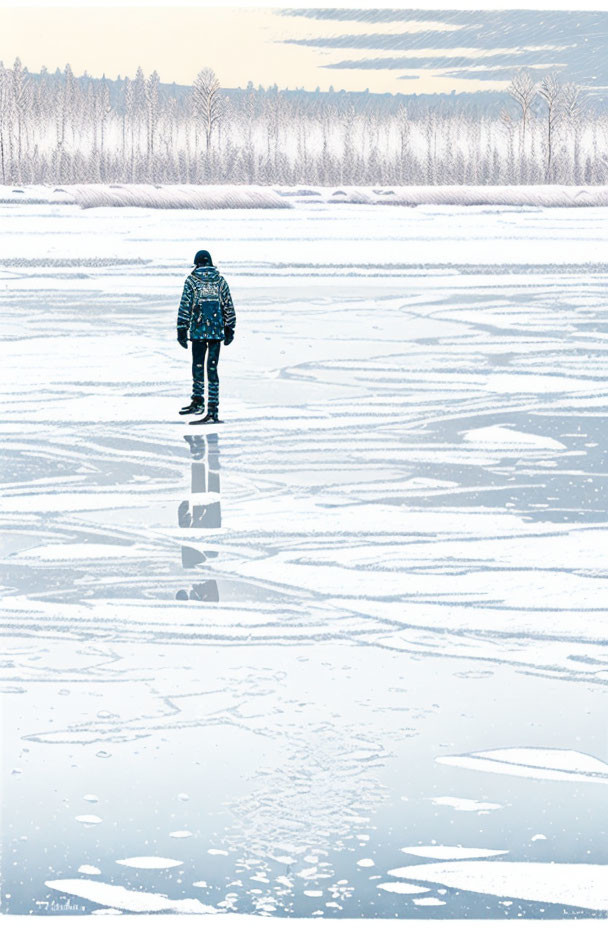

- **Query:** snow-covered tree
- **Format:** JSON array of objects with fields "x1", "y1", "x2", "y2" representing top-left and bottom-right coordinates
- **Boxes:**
[
  {"x1": 0, "y1": 58, "x2": 603, "y2": 187},
  {"x1": 0, "y1": 62, "x2": 9, "y2": 183},
  {"x1": 192, "y1": 67, "x2": 223, "y2": 154}
]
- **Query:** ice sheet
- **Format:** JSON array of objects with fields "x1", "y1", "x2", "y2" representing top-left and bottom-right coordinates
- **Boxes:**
[{"x1": 2, "y1": 202, "x2": 608, "y2": 918}]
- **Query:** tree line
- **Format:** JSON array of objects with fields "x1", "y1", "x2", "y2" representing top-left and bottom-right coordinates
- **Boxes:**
[{"x1": 0, "y1": 59, "x2": 605, "y2": 187}]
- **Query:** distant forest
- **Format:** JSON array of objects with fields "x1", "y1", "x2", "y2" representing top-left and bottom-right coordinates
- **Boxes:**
[{"x1": 0, "y1": 59, "x2": 605, "y2": 186}]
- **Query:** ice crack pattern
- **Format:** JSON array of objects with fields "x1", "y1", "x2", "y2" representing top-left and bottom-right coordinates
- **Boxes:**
[{"x1": 1, "y1": 202, "x2": 607, "y2": 917}]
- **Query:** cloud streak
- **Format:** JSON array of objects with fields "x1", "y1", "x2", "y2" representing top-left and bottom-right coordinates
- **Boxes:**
[
  {"x1": 321, "y1": 52, "x2": 569, "y2": 77},
  {"x1": 280, "y1": 9, "x2": 608, "y2": 87}
]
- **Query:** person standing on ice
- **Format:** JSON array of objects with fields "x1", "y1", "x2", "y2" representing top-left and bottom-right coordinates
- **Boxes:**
[{"x1": 177, "y1": 249, "x2": 236, "y2": 423}]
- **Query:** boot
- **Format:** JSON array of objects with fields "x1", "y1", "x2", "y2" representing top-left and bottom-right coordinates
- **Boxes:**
[
  {"x1": 197, "y1": 410, "x2": 220, "y2": 424},
  {"x1": 179, "y1": 398, "x2": 204, "y2": 415}
]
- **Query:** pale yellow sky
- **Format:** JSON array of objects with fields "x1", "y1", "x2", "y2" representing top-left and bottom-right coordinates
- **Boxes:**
[{"x1": 0, "y1": 6, "x2": 516, "y2": 94}]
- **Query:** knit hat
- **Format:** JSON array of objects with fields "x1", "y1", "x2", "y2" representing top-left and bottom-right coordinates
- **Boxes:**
[{"x1": 194, "y1": 249, "x2": 213, "y2": 267}]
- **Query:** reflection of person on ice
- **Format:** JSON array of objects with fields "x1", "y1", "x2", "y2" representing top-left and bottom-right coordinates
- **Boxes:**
[{"x1": 177, "y1": 249, "x2": 236, "y2": 423}]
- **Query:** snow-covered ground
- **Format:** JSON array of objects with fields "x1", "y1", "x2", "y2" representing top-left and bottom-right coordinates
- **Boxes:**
[{"x1": 1, "y1": 201, "x2": 607, "y2": 918}]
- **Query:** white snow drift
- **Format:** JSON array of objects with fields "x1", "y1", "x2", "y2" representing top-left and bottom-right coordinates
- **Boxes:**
[{"x1": 4, "y1": 183, "x2": 608, "y2": 209}]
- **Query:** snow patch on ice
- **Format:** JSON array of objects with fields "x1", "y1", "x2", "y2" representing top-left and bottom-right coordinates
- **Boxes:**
[
  {"x1": 430, "y1": 796, "x2": 502, "y2": 812},
  {"x1": 78, "y1": 865, "x2": 101, "y2": 876},
  {"x1": 486, "y1": 373, "x2": 603, "y2": 395},
  {"x1": 357, "y1": 858, "x2": 375, "y2": 868},
  {"x1": 378, "y1": 882, "x2": 430, "y2": 895},
  {"x1": 116, "y1": 857, "x2": 183, "y2": 869},
  {"x1": 399, "y1": 845, "x2": 507, "y2": 860},
  {"x1": 463, "y1": 425, "x2": 566, "y2": 450},
  {"x1": 75, "y1": 815, "x2": 102, "y2": 825},
  {"x1": 45, "y1": 879, "x2": 216, "y2": 914},
  {"x1": 383, "y1": 862, "x2": 608, "y2": 911},
  {"x1": 436, "y1": 747, "x2": 608, "y2": 783}
]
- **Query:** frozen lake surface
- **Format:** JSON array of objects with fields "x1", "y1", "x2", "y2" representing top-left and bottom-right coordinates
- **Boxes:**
[{"x1": 1, "y1": 202, "x2": 607, "y2": 917}]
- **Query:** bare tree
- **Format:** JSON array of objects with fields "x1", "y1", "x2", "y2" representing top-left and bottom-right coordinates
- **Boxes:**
[
  {"x1": 562, "y1": 82, "x2": 586, "y2": 183},
  {"x1": 508, "y1": 69, "x2": 537, "y2": 163},
  {"x1": 538, "y1": 72, "x2": 563, "y2": 181},
  {"x1": 561, "y1": 81, "x2": 585, "y2": 123}
]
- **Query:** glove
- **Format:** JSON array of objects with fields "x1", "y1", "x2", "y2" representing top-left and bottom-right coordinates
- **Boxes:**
[
  {"x1": 224, "y1": 327, "x2": 234, "y2": 346},
  {"x1": 177, "y1": 328, "x2": 188, "y2": 349}
]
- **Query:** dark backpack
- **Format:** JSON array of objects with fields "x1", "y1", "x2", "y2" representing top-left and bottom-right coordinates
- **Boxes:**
[{"x1": 188, "y1": 273, "x2": 224, "y2": 337}]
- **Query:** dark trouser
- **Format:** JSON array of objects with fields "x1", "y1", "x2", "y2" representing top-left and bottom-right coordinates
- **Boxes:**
[{"x1": 191, "y1": 339, "x2": 221, "y2": 410}]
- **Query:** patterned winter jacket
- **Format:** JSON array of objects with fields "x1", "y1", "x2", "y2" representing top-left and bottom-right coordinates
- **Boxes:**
[{"x1": 177, "y1": 266, "x2": 236, "y2": 341}]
